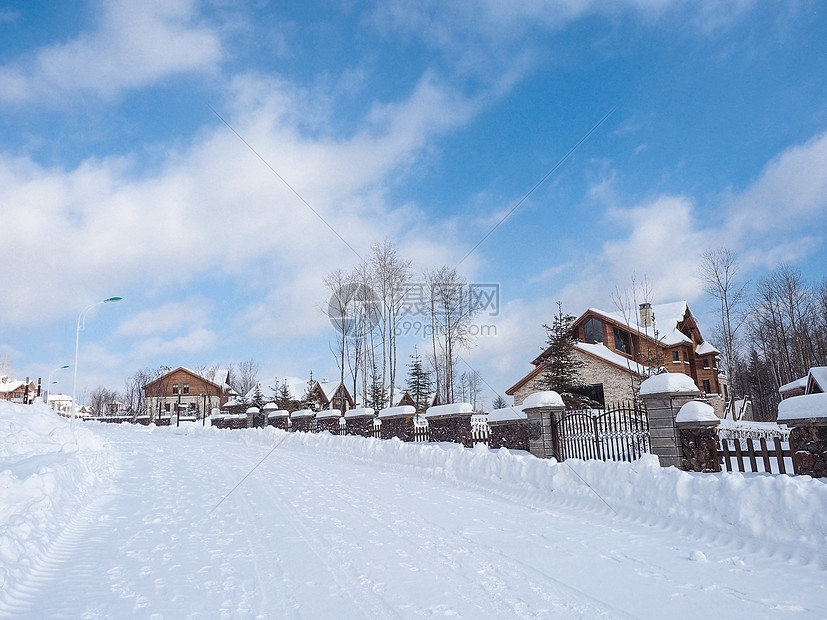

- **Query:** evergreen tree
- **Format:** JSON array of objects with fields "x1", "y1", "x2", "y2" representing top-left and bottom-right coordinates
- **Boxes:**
[
  {"x1": 366, "y1": 362, "x2": 387, "y2": 410},
  {"x1": 251, "y1": 383, "x2": 266, "y2": 409},
  {"x1": 405, "y1": 349, "x2": 432, "y2": 413},
  {"x1": 492, "y1": 394, "x2": 508, "y2": 409},
  {"x1": 274, "y1": 379, "x2": 294, "y2": 411},
  {"x1": 301, "y1": 378, "x2": 321, "y2": 412},
  {"x1": 539, "y1": 302, "x2": 595, "y2": 409}
]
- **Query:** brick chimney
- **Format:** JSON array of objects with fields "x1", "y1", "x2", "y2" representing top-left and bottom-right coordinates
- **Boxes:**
[{"x1": 639, "y1": 302, "x2": 654, "y2": 328}]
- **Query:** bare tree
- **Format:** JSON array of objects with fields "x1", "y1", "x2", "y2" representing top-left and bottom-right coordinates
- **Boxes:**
[
  {"x1": 123, "y1": 367, "x2": 154, "y2": 416},
  {"x1": 234, "y1": 358, "x2": 260, "y2": 397},
  {"x1": 88, "y1": 385, "x2": 122, "y2": 416},
  {"x1": 700, "y1": 248, "x2": 749, "y2": 398},
  {"x1": 324, "y1": 268, "x2": 359, "y2": 387}
]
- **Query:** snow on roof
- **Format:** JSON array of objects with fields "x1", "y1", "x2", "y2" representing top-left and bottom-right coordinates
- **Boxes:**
[
  {"x1": 488, "y1": 405, "x2": 526, "y2": 423},
  {"x1": 676, "y1": 401, "x2": 719, "y2": 424},
  {"x1": 575, "y1": 342, "x2": 652, "y2": 376},
  {"x1": 587, "y1": 301, "x2": 693, "y2": 346},
  {"x1": 522, "y1": 391, "x2": 564, "y2": 409},
  {"x1": 425, "y1": 403, "x2": 474, "y2": 418},
  {"x1": 0, "y1": 378, "x2": 26, "y2": 394},
  {"x1": 695, "y1": 341, "x2": 720, "y2": 355},
  {"x1": 777, "y1": 393, "x2": 827, "y2": 422},
  {"x1": 379, "y1": 405, "x2": 416, "y2": 419},
  {"x1": 779, "y1": 375, "x2": 808, "y2": 393},
  {"x1": 345, "y1": 406, "x2": 374, "y2": 418},
  {"x1": 808, "y1": 367, "x2": 827, "y2": 393},
  {"x1": 317, "y1": 381, "x2": 341, "y2": 400},
  {"x1": 639, "y1": 372, "x2": 699, "y2": 395}
]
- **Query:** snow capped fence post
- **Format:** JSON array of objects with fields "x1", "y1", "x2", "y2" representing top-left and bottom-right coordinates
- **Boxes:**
[
  {"x1": 425, "y1": 403, "x2": 475, "y2": 446},
  {"x1": 316, "y1": 408, "x2": 343, "y2": 435},
  {"x1": 639, "y1": 374, "x2": 701, "y2": 469},
  {"x1": 246, "y1": 406, "x2": 260, "y2": 429},
  {"x1": 344, "y1": 407, "x2": 375, "y2": 437},
  {"x1": 522, "y1": 391, "x2": 565, "y2": 460},
  {"x1": 675, "y1": 401, "x2": 721, "y2": 472},
  {"x1": 378, "y1": 405, "x2": 417, "y2": 441},
  {"x1": 488, "y1": 405, "x2": 529, "y2": 451},
  {"x1": 778, "y1": 393, "x2": 827, "y2": 478}
]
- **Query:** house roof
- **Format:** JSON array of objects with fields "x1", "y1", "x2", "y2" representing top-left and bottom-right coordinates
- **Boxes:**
[
  {"x1": 779, "y1": 375, "x2": 807, "y2": 394},
  {"x1": 806, "y1": 367, "x2": 827, "y2": 394},
  {"x1": 144, "y1": 366, "x2": 223, "y2": 391},
  {"x1": 582, "y1": 301, "x2": 694, "y2": 347},
  {"x1": 574, "y1": 342, "x2": 651, "y2": 377}
]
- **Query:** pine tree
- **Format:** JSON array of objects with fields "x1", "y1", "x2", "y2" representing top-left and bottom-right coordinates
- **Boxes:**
[
  {"x1": 301, "y1": 378, "x2": 321, "y2": 412},
  {"x1": 274, "y1": 379, "x2": 294, "y2": 411},
  {"x1": 539, "y1": 302, "x2": 594, "y2": 409},
  {"x1": 492, "y1": 394, "x2": 507, "y2": 409},
  {"x1": 406, "y1": 349, "x2": 432, "y2": 413},
  {"x1": 367, "y1": 362, "x2": 387, "y2": 410},
  {"x1": 251, "y1": 383, "x2": 266, "y2": 409}
]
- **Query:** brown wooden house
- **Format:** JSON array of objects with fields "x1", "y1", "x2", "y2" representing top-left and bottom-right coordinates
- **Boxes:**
[
  {"x1": 144, "y1": 367, "x2": 232, "y2": 420},
  {"x1": 507, "y1": 301, "x2": 725, "y2": 411}
]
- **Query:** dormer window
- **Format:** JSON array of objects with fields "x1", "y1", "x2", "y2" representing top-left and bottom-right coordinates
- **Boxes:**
[
  {"x1": 584, "y1": 318, "x2": 603, "y2": 344},
  {"x1": 613, "y1": 327, "x2": 630, "y2": 354}
]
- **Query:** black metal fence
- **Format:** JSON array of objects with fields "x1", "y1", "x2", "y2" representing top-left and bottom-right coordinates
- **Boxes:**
[{"x1": 557, "y1": 402, "x2": 650, "y2": 463}]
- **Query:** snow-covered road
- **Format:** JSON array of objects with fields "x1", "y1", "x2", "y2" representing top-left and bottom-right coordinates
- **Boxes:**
[{"x1": 2, "y1": 415, "x2": 826, "y2": 619}]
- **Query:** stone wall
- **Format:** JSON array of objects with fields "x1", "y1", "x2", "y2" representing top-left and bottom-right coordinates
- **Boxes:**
[
  {"x1": 679, "y1": 426, "x2": 720, "y2": 472},
  {"x1": 267, "y1": 417, "x2": 289, "y2": 431},
  {"x1": 428, "y1": 415, "x2": 473, "y2": 446},
  {"x1": 316, "y1": 416, "x2": 341, "y2": 435},
  {"x1": 380, "y1": 416, "x2": 416, "y2": 441},
  {"x1": 345, "y1": 416, "x2": 375, "y2": 438},
  {"x1": 789, "y1": 425, "x2": 827, "y2": 477},
  {"x1": 291, "y1": 416, "x2": 315, "y2": 433},
  {"x1": 489, "y1": 420, "x2": 529, "y2": 451}
]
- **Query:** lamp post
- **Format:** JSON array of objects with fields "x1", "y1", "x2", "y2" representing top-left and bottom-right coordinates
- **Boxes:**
[
  {"x1": 71, "y1": 297, "x2": 123, "y2": 431},
  {"x1": 47, "y1": 365, "x2": 70, "y2": 404}
]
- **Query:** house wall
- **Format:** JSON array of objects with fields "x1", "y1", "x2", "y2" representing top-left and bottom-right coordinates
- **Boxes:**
[
  {"x1": 144, "y1": 369, "x2": 227, "y2": 417},
  {"x1": 512, "y1": 351, "x2": 639, "y2": 406}
]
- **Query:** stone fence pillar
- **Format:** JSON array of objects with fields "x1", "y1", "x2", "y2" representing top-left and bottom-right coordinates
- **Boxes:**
[
  {"x1": 344, "y1": 407, "x2": 375, "y2": 437},
  {"x1": 316, "y1": 409, "x2": 343, "y2": 434},
  {"x1": 778, "y1": 394, "x2": 827, "y2": 478},
  {"x1": 521, "y1": 391, "x2": 565, "y2": 460},
  {"x1": 425, "y1": 403, "x2": 474, "y2": 446},
  {"x1": 675, "y1": 400, "x2": 721, "y2": 472},
  {"x1": 639, "y1": 374, "x2": 702, "y2": 469},
  {"x1": 488, "y1": 406, "x2": 529, "y2": 451},
  {"x1": 378, "y1": 405, "x2": 417, "y2": 441}
]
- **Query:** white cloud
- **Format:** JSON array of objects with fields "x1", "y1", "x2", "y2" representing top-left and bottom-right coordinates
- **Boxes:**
[
  {"x1": 117, "y1": 297, "x2": 214, "y2": 337},
  {"x1": 0, "y1": 0, "x2": 221, "y2": 103}
]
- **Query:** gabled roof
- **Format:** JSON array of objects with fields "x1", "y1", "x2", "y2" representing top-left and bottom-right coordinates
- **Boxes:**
[
  {"x1": 144, "y1": 366, "x2": 224, "y2": 391},
  {"x1": 806, "y1": 367, "x2": 827, "y2": 394},
  {"x1": 575, "y1": 342, "x2": 652, "y2": 377},
  {"x1": 581, "y1": 301, "x2": 694, "y2": 347}
]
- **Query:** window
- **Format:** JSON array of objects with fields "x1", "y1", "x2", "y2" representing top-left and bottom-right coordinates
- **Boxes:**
[
  {"x1": 702, "y1": 359, "x2": 710, "y2": 369},
  {"x1": 613, "y1": 327, "x2": 630, "y2": 354},
  {"x1": 164, "y1": 403, "x2": 170, "y2": 412},
  {"x1": 703, "y1": 379, "x2": 711, "y2": 393},
  {"x1": 583, "y1": 318, "x2": 603, "y2": 344},
  {"x1": 183, "y1": 383, "x2": 190, "y2": 394},
  {"x1": 683, "y1": 352, "x2": 689, "y2": 363},
  {"x1": 672, "y1": 351, "x2": 680, "y2": 363},
  {"x1": 172, "y1": 384, "x2": 179, "y2": 395},
  {"x1": 571, "y1": 383, "x2": 605, "y2": 407}
]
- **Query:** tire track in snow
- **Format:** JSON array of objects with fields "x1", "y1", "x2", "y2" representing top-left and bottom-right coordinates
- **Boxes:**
[{"x1": 275, "y1": 446, "x2": 637, "y2": 619}]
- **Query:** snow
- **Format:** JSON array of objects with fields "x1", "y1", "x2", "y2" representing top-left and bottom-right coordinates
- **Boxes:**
[
  {"x1": 245, "y1": 406, "x2": 259, "y2": 414},
  {"x1": 266, "y1": 409, "x2": 289, "y2": 419},
  {"x1": 1, "y1": 400, "x2": 827, "y2": 617},
  {"x1": 587, "y1": 301, "x2": 694, "y2": 346},
  {"x1": 639, "y1": 372, "x2": 700, "y2": 395},
  {"x1": 676, "y1": 400, "x2": 719, "y2": 424},
  {"x1": 575, "y1": 342, "x2": 653, "y2": 376},
  {"x1": 344, "y1": 406, "x2": 374, "y2": 419},
  {"x1": 290, "y1": 408, "x2": 315, "y2": 418},
  {"x1": 694, "y1": 340, "x2": 719, "y2": 355},
  {"x1": 378, "y1": 405, "x2": 415, "y2": 419},
  {"x1": 487, "y1": 405, "x2": 526, "y2": 423},
  {"x1": 779, "y1": 375, "x2": 808, "y2": 393},
  {"x1": 777, "y1": 393, "x2": 827, "y2": 422},
  {"x1": 808, "y1": 366, "x2": 827, "y2": 393},
  {"x1": 316, "y1": 408, "x2": 342, "y2": 419},
  {"x1": 424, "y1": 402, "x2": 473, "y2": 418},
  {"x1": 521, "y1": 390, "x2": 564, "y2": 409}
]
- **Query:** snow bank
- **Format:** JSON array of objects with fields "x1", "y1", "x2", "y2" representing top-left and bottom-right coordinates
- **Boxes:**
[
  {"x1": 178, "y1": 424, "x2": 827, "y2": 567},
  {"x1": 522, "y1": 391, "x2": 563, "y2": 408},
  {"x1": 777, "y1": 393, "x2": 827, "y2": 422},
  {"x1": 639, "y1": 372, "x2": 699, "y2": 395},
  {"x1": 0, "y1": 400, "x2": 114, "y2": 592}
]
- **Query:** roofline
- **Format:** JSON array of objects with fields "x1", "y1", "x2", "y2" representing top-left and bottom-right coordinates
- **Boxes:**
[{"x1": 144, "y1": 366, "x2": 223, "y2": 391}]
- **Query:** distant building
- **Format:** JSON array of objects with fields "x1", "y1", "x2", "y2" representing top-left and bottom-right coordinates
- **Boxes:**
[
  {"x1": 779, "y1": 367, "x2": 826, "y2": 400},
  {"x1": 0, "y1": 375, "x2": 37, "y2": 403},
  {"x1": 507, "y1": 301, "x2": 725, "y2": 411},
  {"x1": 144, "y1": 367, "x2": 233, "y2": 419}
]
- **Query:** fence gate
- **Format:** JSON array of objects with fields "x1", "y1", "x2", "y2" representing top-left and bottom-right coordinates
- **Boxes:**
[{"x1": 557, "y1": 401, "x2": 650, "y2": 462}]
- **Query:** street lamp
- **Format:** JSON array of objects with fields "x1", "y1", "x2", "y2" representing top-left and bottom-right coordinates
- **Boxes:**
[
  {"x1": 47, "y1": 365, "x2": 70, "y2": 404},
  {"x1": 71, "y1": 297, "x2": 123, "y2": 431}
]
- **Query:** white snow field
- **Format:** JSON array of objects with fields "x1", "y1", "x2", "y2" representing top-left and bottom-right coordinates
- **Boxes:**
[{"x1": 1, "y1": 401, "x2": 826, "y2": 619}]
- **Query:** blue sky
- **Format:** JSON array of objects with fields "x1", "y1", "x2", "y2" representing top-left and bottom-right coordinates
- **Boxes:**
[{"x1": 1, "y1": 0, "x2": 826, "y2": 405}]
